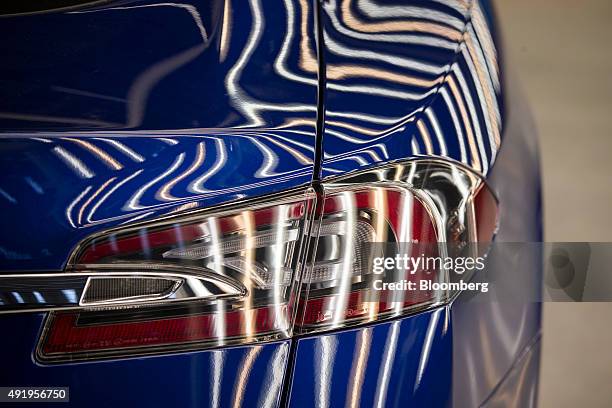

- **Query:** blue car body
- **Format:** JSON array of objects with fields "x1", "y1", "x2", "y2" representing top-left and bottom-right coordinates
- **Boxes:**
[{"x1": 0, "y1": 0, "x2": 541, "y2": 407}]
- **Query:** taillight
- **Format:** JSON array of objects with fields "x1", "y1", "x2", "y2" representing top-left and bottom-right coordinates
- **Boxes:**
[
  {"x1": 38, "y1": 192, "x2": 316, "y2": 362},
  {"x1": 295, "y1": 187, "x2": 440, "y2": 332},
  {"x1": 32, "y1": 159, "x2": 497, "y2": 363}
]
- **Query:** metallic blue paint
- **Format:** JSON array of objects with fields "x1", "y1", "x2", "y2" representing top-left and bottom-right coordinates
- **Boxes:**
[
  {"x1": 299, "y1": 0, "x2": 541, "y2": 404},
  {"x1": 0, "y1": 135, "x2": 313, "y2": 270},
  {"x1": 1, "y1": 1, "x2": 318, "y2": 405},
  {"x1": 0, "y1": 0, "x2": 319, "y2": 131},
  {"x1": 0, "y1": 313, "x2": 290, "y2": 407},
  {"x1": 0, "y1": 0, "x2": 320, "y2": 271},
  {"x1": 0, "y1": 0, "x2": 541, "y2": 406},
  {"x1": 319, "y1": 0, "x2": 503, "y2": 178},
  {"x1": 289, "y1": 307, "x2": 452, "y2": 407}
]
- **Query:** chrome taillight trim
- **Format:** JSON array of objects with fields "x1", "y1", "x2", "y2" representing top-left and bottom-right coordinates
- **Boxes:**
[{"x1": 0, "y1": 264, "x2": 248, "y2": 313}]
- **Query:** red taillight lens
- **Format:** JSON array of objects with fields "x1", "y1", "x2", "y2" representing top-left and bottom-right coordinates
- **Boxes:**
[
  {"x1": 39, "y1": 192, "x2": 315, "y2": 362},
  {"x1": 473, "y1": 183, "x2": 499, "y2": 243},
  {"x1": 42, "y1": 307, "x2": 284, "y2": 356},
  {"x1": 295, "y1": 188, "x2": 441, "y2": 332},
  {"x1": 37, "y1": 160, "x2": 498, "y2": 362}
]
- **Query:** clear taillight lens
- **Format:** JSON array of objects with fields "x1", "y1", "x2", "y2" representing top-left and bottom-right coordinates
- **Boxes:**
[{"x1": 37, "y1": 160, "x2": 497, "y2": 362}]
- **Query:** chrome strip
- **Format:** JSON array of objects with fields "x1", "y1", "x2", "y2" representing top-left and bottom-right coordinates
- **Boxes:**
[{"x1": 0, "y1": 264, "x2": 246, "y2": 314}]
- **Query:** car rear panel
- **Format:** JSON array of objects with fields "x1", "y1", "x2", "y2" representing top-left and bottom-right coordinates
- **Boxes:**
[
  {"x1": 319, "y1": 0, "x2": 503, "y2": 178},
  {"x1": 0, "y1": 1, "x2": 317, "y2": 406},
  {"x1": 0, "y1": 135, "x2": 313, "y2": 271},
  {"x1": 289, "y1": 308, "x2": 452, "y2": 407},
  {"x1": 289, "y1": 0, "x2": 541, "y2": 406},
  {"x1": 0, "y1": 1, "x2": 541, "y2": 407},
  {"x1": 286, "y1": 75, "x2": 542, "y2": 406}
]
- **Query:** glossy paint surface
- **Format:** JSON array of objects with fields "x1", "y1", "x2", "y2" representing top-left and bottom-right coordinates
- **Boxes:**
[
  {"x1": 289, "y1": 307, "x2": 452, "y2": 407},
  {"x1": 0, "y1": 135, "x2": 313, "y2": 270},
  {"x1": 0, "y1": 0, "x2": 320, "y2": 271},
  {"x1": 0, "y1": 0, "x2": 319, "y2": 131},
  {"x1": 288, "y1": 85, "x2": 543, "y2": 405},
  {"x1": 0, "y1": 313, "x2": 290, "y2": 408},
  {"x1": 0, "y1": 1, "x2": 318, "y2": 406},
  {"x1": 0, "y1": 0, "x2": 542, "y2": 407},
  {"x1": 290, "y1": 0, "x2": 541, "y2": 404},
  {"x1": 320, "y1": 0, "x2": 503, "y2": 178},
  {"x1": 450, "y1": 75, "x2": 543, "y2": 407}
]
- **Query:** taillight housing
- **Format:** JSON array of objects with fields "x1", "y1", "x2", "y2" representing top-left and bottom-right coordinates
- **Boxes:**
[
  {"x1": 36, "y1": 159, "x2": 497, "y2": 363},
  {"x1": 295, "y1": 187, "x2": 440, "y2": 332}
]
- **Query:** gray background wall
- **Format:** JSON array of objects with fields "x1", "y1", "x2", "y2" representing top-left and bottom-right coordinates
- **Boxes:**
[{"x1": 494, "y1": 1, "x2": 612, "y2": 406}]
